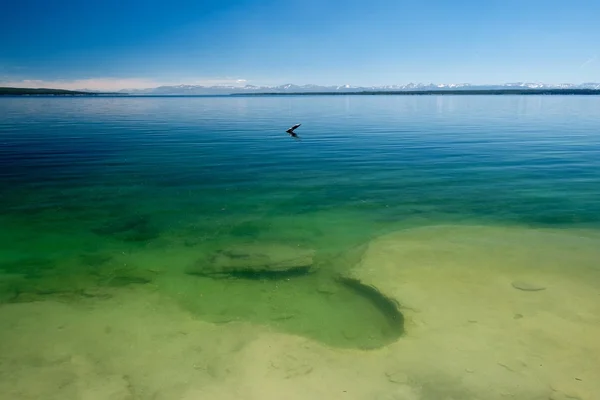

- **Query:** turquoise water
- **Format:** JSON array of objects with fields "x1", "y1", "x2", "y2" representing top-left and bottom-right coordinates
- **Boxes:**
[{"x1": 1, "y1": 95, "x2": 600, "y2": 348}]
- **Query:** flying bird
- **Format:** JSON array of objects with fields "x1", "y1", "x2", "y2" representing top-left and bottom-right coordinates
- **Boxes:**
[{"x1": 286, "y1": 123, "x2": 301, "y2": 139}]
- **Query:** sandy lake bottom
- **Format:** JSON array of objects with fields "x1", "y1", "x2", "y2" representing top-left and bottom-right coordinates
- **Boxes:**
[{"x1": 2, "y1": 224, "x2": 599, "y2": 400}]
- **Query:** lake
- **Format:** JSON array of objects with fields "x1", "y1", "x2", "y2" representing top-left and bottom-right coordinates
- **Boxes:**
[{"x1": 1, "y1": 95, "x2": 600, "y2": 399}]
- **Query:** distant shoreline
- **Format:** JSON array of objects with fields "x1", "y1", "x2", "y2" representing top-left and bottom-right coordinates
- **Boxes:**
[
  {"x1": 232, "y1": 89, "x2": 600, "y2": 96},
  {"x1": 3, "y1": 87, "x2": 600, "y2": 97},
  {"x1": 0, "y1": 87, "x2": 123, "y2": 96}
]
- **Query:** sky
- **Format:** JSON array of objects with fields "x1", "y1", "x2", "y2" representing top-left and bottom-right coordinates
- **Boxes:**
[{"x1": 1, "y1": 0, "x2": 599, "y2": 90}]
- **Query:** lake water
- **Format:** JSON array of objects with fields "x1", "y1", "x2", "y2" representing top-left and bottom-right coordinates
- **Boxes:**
[{"x1": 1, "y1": 95, "x2": 600, "y2": 399}]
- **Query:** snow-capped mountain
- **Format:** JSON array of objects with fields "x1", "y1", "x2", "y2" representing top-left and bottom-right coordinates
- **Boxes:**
[{"x1": 105, "y1": 82, "x2": 600, "y2": 95}]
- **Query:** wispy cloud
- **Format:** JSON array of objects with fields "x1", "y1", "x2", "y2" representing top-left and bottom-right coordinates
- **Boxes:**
[
  {"x1": 0, "y1": 77, "x2": 248, "y2": 90},
  {"x1": 579, "y1": 55, "x2": 598, "y2": 69}
]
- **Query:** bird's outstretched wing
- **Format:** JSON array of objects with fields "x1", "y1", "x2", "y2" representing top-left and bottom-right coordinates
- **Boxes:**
[{"x1": 287, "y1": 123, "x2": 301, "y2": 132}]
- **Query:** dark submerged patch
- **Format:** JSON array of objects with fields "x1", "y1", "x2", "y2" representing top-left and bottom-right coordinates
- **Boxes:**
[{"x1": 336, "y1": 276, "x2": 404, "y2": 336}]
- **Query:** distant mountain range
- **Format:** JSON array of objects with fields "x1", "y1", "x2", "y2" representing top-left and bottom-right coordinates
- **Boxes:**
[
  {"x1": 4, "y1": 83, "x2": 600, "y2": 96},
  {"x1": 107, "y1": 82, "x2": 600, "y2": 95}
]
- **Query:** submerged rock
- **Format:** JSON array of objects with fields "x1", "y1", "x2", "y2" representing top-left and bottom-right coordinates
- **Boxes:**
[
  {"x1": 186, "y1": 243, "x2": 315, "y2": 279},
  {"x1": 511, "y1": 280, "x2": 546, "y2": 292}
]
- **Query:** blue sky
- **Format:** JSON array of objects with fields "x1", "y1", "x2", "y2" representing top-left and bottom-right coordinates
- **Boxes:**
[{"x1": 1, "y1": 0, "x2": 599, "y2": 89}]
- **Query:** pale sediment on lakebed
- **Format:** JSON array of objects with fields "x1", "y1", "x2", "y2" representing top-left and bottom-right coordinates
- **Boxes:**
[{"x1": 1, "y1": 225, "x2": 600, "y2": 400}]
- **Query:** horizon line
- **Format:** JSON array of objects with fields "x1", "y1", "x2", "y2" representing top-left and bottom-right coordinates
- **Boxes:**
[{"x1": 2, "y1": 78, "x2": 600, "y2": 91}]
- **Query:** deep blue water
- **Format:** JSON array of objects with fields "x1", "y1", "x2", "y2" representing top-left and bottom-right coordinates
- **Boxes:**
[{"x1": 2, "y1": 96, "x2": 599, "y2": 228}]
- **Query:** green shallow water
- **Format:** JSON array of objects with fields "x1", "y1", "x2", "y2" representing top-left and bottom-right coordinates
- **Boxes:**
[{"x1": 1, "y1": 95, "x2": 600, "y2": 349}]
